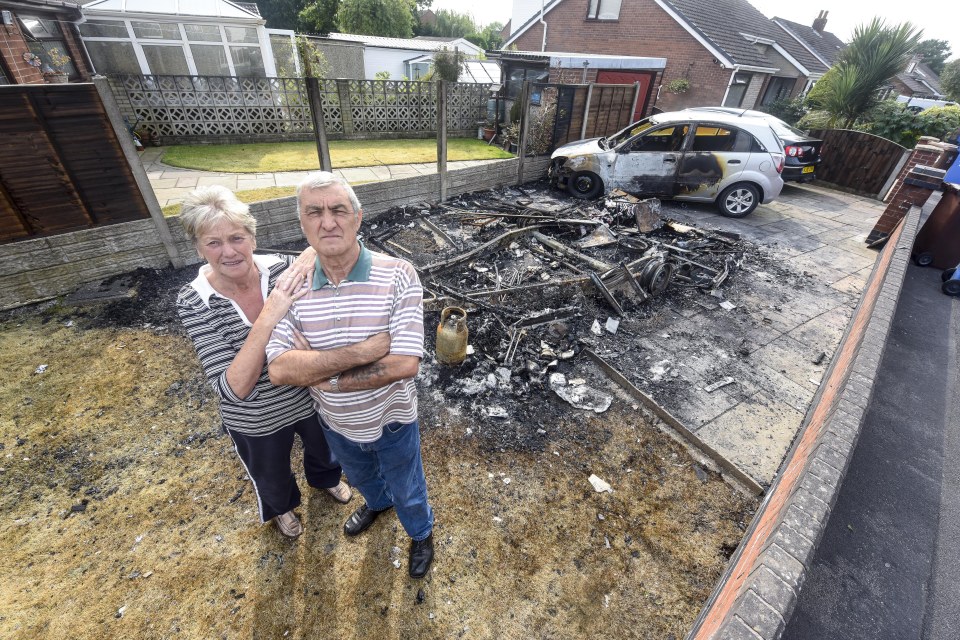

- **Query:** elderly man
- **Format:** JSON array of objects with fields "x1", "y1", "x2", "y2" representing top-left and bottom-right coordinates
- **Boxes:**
[{"x1": 267, "y1": 172, "x2": 434, "y2": 579}]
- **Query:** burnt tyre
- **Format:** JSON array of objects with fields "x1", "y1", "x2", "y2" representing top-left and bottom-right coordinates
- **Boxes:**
[
  {"x1": 717, "y1": 183, "x2": 760, "y2": 218},
  {"x1": 567, "y1": 171, "x2": 603, "y2": 199}
]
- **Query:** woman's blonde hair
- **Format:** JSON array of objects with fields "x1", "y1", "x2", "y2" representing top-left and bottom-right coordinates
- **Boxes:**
[{"x1": 179, "y1": 185, "x2": 257, "y2": 244}]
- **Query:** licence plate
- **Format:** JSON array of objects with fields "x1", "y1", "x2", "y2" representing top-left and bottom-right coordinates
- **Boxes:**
[{"x1": 802, "y1": 166, "x2": 815, "y2": 174}]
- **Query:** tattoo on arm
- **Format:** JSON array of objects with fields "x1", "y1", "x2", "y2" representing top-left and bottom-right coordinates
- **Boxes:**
[{"x1": 346, "y1": 362, "x2": 387, "y2": 384}]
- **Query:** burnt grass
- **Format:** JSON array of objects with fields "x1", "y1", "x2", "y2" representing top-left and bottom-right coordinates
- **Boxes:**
[{"x1": 0, "y1": 182, "x2": 768, "y2": 639}]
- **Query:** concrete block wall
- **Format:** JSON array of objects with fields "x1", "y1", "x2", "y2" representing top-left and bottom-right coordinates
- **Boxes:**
[
  {"x1": 0, "y1": 158, "x2": 550, "y2": 309},
  {"x1": 686, "y1": 201, "x2": 927, "y2": 640}
]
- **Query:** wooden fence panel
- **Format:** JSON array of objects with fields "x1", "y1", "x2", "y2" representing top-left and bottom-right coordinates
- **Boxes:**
[
  {"x1": 0, "y1": 84, "x2": 152, "y2": 244},
  {"x1": 808, "y1": 129, "x2": 908, "y2": 197}
]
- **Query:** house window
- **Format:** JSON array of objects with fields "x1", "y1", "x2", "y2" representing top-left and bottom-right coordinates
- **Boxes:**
[
  {"x1": 224, "y1": 26, "x2": 259, "y2": 44},
  {"x1": 132, "y1": 21, "x2": 181, "y2": 40},
  {"x1": 191, "y1": 44, "x2": 231, "y2": 75},
  {"x1": 587, "y1": 0, "x2": 622, "y2": 20},
  {"x1": 184, "y1": 24, "x2": 222, "y2": 42},
  {"x1": 78, "y1": 19, "x2": 129, "y2": 38},
  {"x1": 230, "y1": 46, "x2": 264, "y2": 76},
  {"x1": 761, "y1": 76, "x2": 793, "y2": 106},
  {"x1": 723, "y1": 72, "x2": 752, "y2": 107},
  {"x1": 409, "y1": 61, "x2": 431, "y2": 79},
  {"x1": 85, "y1": 41, "x2": 141, "y2": 74},
  {"x1": 142, "y1": 44, "x2": 190, "y2": 75},
  {"x1": 19, "y1": 14, "x2": 78, "y2": 79}
]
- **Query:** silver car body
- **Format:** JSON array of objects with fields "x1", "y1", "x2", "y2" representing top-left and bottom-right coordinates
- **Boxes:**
[{"x1": 550, "y1": 109, "x2": 785, "y2": 207}]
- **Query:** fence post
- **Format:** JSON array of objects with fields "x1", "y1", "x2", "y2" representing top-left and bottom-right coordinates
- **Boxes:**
[
  {"x1": 581, "y1": 82, "x2": 594, "y2": 139},
  {"x1": 306, "y1": 77, "x2": 332, "y2": 172},
  {"x1": 336, "y1": 79, "x2": 354, "y2": 135},
  {"x1": 437, "y1": 80, "x2": 448, "y2": 202},
  {"x1": 517, "y1": 80, "x2": 531, "y2": 184},
  {"x1": 93, "y1": 76, "x2": 184, "y2": 268}
]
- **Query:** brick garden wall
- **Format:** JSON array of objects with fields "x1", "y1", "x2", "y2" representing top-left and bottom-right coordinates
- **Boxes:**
[
  {"x1": 0, "y1": 20, "x2": 44, "y2": 84},
  {"x1": 0, "y1": 158, "x2": 551, "y2": 310}
]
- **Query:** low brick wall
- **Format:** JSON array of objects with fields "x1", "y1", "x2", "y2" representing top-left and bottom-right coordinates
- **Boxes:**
[
  {"x1": 685, "y1": 198, "x2": 930, "y2": 640},
  {"x1": 0, "y1": 157, "x2": 550, "y2": 310}
]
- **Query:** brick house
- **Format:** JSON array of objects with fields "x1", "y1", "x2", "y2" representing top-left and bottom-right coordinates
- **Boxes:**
[
  {"x1": 889, "y1": 55, "x2": 946, "y2": 100},
  {"x1": 0, "y1": 0, "x2": 92, "y2": 84},
  {"x1": 504, "y1": 0, "x2": 839, "y2": 113}
]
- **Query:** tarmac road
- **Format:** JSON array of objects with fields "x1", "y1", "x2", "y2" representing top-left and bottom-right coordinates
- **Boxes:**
[{"x1": 782, "y1": 263, "x2": 960, "y2": 639}]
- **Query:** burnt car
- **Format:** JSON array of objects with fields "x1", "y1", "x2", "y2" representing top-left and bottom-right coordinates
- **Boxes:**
[
  {"x1": 549, "y1": 109, "x2": 785, "y2": 217},
  {"x1": 689, "y1": 107, "x2": 822, "y2": 182}
]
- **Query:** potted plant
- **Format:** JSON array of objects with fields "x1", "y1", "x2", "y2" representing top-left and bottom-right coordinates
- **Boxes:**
[
  {"x1": 482, "y1": 120, "x2": 497, "y2": 142},
  {"x1": 41, "y1": 48, "x2": 71, "y2": 84}
]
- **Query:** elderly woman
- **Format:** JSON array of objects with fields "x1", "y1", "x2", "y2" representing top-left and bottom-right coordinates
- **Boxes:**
[{"x1": 176, "y1": 186, "x2": 384, "y2": 538}]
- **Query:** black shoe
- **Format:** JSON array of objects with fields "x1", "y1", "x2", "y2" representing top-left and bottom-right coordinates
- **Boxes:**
[
  {"x1": 408, "y1": 533, "x2": 434, "y2": 579},
  {"x1": 343, "y1": 504, "x2": 391, "y2": 537}
]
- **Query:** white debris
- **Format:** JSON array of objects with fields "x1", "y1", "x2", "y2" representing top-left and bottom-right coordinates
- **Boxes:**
[
  {"x1": 392, "y1": 559, "x2": 402, "y2": 569},
  {"x1": 34, "y1": 364, "x2": 48, "y2": 375},
  {"x1": 465, "y1": 428, "x2": 473, "y2": 436},
  {"x1": 550, "y1": 376, "x2": 613, "y2": 413},
  {"x1": 502, "y1": 477, "x2": 511, "y2": 485},
  {"x1": 466, "y1": 344, "x2": 475, "y2": 355},
  {"x1": 495, "y1": 367, "x2": 512, "y2": 385},
  {"x1": 588, "y1": 474, "x2": 613, "y2": 493},
  {"x1": 704, "y1": 377, "x2": 735, "y2": 393},
  {"x1": 719, "y1": 300, "x2": 737, "y2": 310},
  {"x1": 591, "y1": 319, "x2": 603, "y2": 335},
  {"x1": 492, "y1": 516, "x2": 503, "y2": 523},
  {"x1": 560, "y1": 350, "x2": 575, "y2": 360},
  {"x1": 485, "y1": 406, "x2": 509, "y2": 419},
  {"x1": 568, "y1": 378, "x2": 586, "y2": 386},
  {"x1": 605, "y1": 317, "x2": 620, "y2": 334},
  {"x1": 649, "y1": 360, "x2": 672, "y2": 381}
]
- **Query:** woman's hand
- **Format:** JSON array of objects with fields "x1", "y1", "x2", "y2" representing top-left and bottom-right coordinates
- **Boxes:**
[
  {"x1": 286, "y1": 246, "x2": 317, "y2": 285},
  {"x1": 259, "y1": 270, "x2": 309, "y2": 328}
]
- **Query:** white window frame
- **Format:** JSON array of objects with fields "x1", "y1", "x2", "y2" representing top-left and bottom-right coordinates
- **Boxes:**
[
  {"x1": 587, "y1": 0, "x2": 622, "y2": 20},
  {"x1": 78, "y1": 15, "x2": 275, "y2": 77}
]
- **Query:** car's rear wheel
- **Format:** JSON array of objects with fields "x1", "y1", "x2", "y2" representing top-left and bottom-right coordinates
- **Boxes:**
[
  {"x1": 567, "y1": 171, "x2": 603, "y2": 199},
  {"x1": 717, "y1": 183, "x2": 760, "y2": 217}
]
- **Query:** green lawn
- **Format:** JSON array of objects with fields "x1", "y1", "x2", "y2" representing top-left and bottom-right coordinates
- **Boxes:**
[{"x1": 161, "y1": 138, "x2": 513, "y2": 173}]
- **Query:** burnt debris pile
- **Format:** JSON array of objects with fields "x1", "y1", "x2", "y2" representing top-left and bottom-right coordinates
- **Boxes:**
[{"x1": 364, "y1": 185, "x2": 752, "y2": 444}]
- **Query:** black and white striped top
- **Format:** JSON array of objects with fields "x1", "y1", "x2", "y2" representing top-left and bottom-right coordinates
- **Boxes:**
[{"x1": 177, "y1": 254, "x2": 315, "y2": 436}]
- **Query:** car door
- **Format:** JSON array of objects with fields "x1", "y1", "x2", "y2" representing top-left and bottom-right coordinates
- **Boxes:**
[
  {"x1": 676, "y1": 123, "x2": 751, "y2": 200},
  {"x1": 610, "y1": 123, "x2": 690, "y2": 196}
]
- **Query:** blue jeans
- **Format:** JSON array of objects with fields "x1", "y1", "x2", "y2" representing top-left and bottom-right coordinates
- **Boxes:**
[{"x1": 320, "y1": 419, "x2": 434, "y2": 541}]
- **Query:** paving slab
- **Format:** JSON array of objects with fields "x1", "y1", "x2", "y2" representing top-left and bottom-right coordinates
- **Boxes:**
[{"x1": 695, "y1": 392, "x2": 807, "y2": 483}]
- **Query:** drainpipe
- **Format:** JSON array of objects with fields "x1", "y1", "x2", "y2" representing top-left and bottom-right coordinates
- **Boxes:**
[
  {"x1": 719, "y1": 66, "x2": 739, "y2": 106},
  {"x1": 540, "y1": 0, "x2": 547, "y2": 52}
]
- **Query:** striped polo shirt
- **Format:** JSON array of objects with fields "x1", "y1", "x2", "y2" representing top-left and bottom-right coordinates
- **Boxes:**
[
  {"x1": 266, "y1": 244, "x2": 424, "y2": 443},
  {"x1": 177, "y1": 254, "x2": 316, "y2": 436}
]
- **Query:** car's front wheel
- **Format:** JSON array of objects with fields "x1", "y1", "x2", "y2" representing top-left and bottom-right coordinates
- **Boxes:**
[
  {"x1": 567, "y1": 171, "x2": 603, "y2": 199},
  {"x1": 717, "y1": 183, "x2": 760, "y2": 218}
]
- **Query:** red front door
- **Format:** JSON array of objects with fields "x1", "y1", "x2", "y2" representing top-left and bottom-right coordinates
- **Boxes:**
[{"x1": 596, "y1": 70, "x2": 656, "y2": 121}]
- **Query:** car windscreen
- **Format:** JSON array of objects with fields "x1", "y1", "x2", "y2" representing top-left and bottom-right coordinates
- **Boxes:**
[{"x1": 605, "y1": 117, "x2": 658, "y2": 148}]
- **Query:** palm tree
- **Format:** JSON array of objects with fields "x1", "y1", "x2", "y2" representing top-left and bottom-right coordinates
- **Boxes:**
[{"x1": 822, "y1": 19, "x2": 922, "y2": 128}]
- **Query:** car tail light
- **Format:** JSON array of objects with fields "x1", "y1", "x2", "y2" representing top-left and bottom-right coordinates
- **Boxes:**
[
  {"x1": 771, "y1": 152, "x2": 785, "y2": 173},
  {"x1": 785, "y1": 145, "x2": 799, "y2": 157}
]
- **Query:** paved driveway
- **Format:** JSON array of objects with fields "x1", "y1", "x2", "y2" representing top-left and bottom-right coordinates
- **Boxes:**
[{"x1": 636, "y1": 184, "x2": 884, "y2": 488}]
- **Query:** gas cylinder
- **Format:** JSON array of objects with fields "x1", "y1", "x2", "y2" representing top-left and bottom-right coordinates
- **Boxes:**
[{"x1": 436, "y1": 306, "x2": 468, "y2": 365}]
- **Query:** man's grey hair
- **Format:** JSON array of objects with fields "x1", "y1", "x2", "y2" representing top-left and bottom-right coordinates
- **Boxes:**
[
  {"x1": 296, "y1": 171, "x2": 362, "y2": 215},
  {"x1": 179, "y1": 185, "x2": 256, "y2": 244}
]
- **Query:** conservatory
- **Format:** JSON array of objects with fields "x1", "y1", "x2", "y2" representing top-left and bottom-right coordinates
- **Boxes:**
[{"x1": 78, "y1": 0, "x2": 295, "y2": 77}]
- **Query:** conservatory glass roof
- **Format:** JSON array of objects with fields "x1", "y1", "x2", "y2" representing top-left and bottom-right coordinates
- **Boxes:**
[{"x1": 83, "y1": 0, "x2": 259, "y2": 19}]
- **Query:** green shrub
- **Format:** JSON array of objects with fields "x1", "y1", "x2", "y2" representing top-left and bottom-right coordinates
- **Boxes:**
[
  {"x1": 760, "y1": 97, "x2": 806, "y2": 126},
  {"x1": 796, "y1": 109, "x2": 832, "y2": 130}
]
